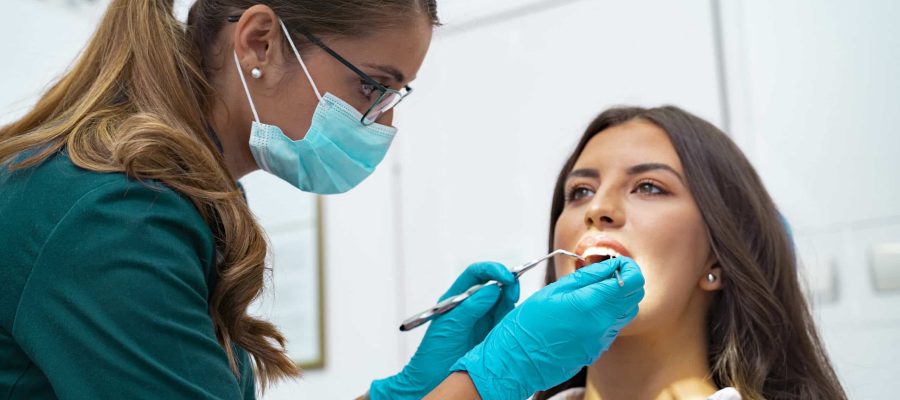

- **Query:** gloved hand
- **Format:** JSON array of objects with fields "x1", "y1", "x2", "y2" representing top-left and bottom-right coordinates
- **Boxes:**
[
  {"x1": 451, "y1": 256, "x2": 644, "y2": 400},
  {"x1": 369, "y1": 262, "x2": 520, "y2": 400}
]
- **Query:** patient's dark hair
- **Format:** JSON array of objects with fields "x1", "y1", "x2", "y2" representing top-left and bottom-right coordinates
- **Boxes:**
[{"x1": 534, "y1": 106, "x2": 846, "y2": 400}]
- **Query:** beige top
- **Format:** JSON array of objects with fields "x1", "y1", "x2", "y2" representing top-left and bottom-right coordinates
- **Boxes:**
[{"x1": 546, "y1": 387, "x2": 742, "y2": 400}]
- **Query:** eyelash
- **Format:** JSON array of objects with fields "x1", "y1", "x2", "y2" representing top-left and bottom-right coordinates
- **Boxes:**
[
  {"x1": 564, "y1": 179, "x2": 670, "y2": 203},
  {"x1": 361, "y1": 76, "x2": 395, "y2": 100},
  {"x1": 564, "y1": 184, "x2": 594, "y2": 203},
  {"x1": 631, "y1": 179, "x2": 669, "y2": 196},
  {"x1": 360, "y1": 80, "x2": 378, "y2": 99}
]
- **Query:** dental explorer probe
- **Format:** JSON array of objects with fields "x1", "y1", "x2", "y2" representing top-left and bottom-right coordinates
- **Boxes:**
[{"x1": 400, "y1": 249, "x2": 632, "y2": 332}]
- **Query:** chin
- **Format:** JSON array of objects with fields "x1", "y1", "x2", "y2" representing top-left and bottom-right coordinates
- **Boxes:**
[{"x1": 617, "y1": 313, "x2": 649, "y2": 337}]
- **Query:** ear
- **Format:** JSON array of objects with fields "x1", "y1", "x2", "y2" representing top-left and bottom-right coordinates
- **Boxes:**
[
  {"x1": 699, "y1": 263, "x2": 724, "y2": 292},
  {"x1": 232, "y1": 5, "x2": 286, "y2": 82}
]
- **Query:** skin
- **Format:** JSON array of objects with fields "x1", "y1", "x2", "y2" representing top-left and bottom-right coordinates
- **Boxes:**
[
  {"x1": 206, "y1": 4, "x2": 433, "y2": 179},
  {"x1": 206, "y1": 5, "x2": 483, "y2": 399},
  {"x1": 424, "y1": 372, "x2": 482, "y2": 400},
  {"x1": 552, "y1": 120, "x2": 725, "y2": 400}
]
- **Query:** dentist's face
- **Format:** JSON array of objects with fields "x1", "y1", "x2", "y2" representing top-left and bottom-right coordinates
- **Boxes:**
[
  {"x1": 220, "y1": 5, "x2": 433, "y2": 177},
  {"x1": 262, "y1": 21, "x2": 432, "y2": 134},
  {"x1": 230, "y1": 5, "x2": 432, "y2": 138},
  {"x1": 552, "y1": 120, "x2": 716, "y2": 336}
]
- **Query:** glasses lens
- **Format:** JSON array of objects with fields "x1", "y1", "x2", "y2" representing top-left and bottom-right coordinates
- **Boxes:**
[{"x1": 363, "y1": 91, "x2": 403, "y2": 125}]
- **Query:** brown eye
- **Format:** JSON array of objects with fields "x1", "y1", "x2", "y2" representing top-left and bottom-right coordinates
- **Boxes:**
[
  {"x1": 634, "y1": 181, "x2": 666, "y2": 195},
  {"x1": 566, "y1": 186, "x2": 595, "y2": 202},
  {"x1": 360, "y1": 81, "x2": 377, "y2": 99}
]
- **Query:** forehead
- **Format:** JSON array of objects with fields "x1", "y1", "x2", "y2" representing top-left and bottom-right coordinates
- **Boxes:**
[
  {"x1": 573, "y1": 120, "x2": 684, "y2": 174},
  {"x1": 326, "y1": 20, "x2": 432, "y2": 79}
]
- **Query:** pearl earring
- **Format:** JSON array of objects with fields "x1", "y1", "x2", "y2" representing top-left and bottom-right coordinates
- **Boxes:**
[
  {"x1": 706, "y1": 273, "x2": 717, "y2": 283},
  {"x1": 250, "y1": 68, "x2": 263, "y2": 79}
]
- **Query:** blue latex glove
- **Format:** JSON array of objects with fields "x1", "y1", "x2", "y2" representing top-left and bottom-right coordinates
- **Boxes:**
[
  {"x1": 451, "y1": 256, "x2": 645, "y2": 400},
  {"x1": 369, "y1": 262, "x2": 520, "y2": 400}
]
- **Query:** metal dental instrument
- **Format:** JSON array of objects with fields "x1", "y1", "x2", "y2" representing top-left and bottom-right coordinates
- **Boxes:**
[{"x1": 399, "y1": 249, "x2": 584, "y2": 332}]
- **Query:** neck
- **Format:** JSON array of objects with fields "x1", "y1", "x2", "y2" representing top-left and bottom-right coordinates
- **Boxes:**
[
  {"x1": 208, "y1": 64, "x2": 259, "y2": 179},
  {"x1": 208, "y1": 79, "x2": 260, "y2": 180},
  {"x1": 583, "y1": 297, "x2": 718, "y2": 400}
]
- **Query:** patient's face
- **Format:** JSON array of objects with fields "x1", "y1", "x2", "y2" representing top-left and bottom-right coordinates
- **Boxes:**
[{"x1": 553, "y1": 120, "x2": 714, "y2": 335}]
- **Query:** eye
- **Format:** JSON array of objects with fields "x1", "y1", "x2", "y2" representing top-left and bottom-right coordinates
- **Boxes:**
[
  {"x1": 360, "y1": 81, "x2": 378, "y2": 99},
  {"x1": 632, "y1": 180, "x2": 668, "y2": 196},
  {"x1": 565, "y1": 185, "x2": 595, "y2": 203}
]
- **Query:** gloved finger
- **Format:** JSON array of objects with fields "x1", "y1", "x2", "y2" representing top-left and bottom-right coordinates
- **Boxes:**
[
  {"x1": 571, "y1": 259, "x2": 644, "y2": 300},
  {"x1": 491, "y1": 279, "x2": 520, "y2": 322},
  {"x1": 573, "y1": 257, "x2": 644, "y2": 293},
  {"x1": 440, "y1": 283, "x2": 502, "y2": 326},
  {"x1": 605, "y1": 303, "x2": 641, "y2": 330},
  {"x1": 566, "y1": 258, "x2": 643, "y2": 307},
  {"x1": 615, "y1": 258, "x2": 646, "y2": 295},
  {"x1": 575, "y1": 257, "x2": 643, "y2": 291},
  {"x1": 502, "y1": 278, "x2": 521, "y2": 304},
  {"x1": 440, "y1": 262, "x2": 515, "y2": 301},
  {"x1": 549, "y1": 256, "x2": 625, "y2": 293},
  {"x1": 571, "y1": 278, "x2": 645, "y2": 320}
]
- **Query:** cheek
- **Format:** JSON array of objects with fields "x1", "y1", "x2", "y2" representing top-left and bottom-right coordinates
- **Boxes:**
[
  {"x1": 376, "y1": 109, "x2": 395, "y2": 127},
  {"x1": 622, "y1": 202, "x2": 712, "y2": 334},
  {"x1": 260, "y1": 75, "x2": 318, "y2": 140},
  {"x1": 275, "y1": 103, "x2": 315, "y2": 140},
  {"x1": 299, "y1": 60, "x2": 370, "y2": 113}
]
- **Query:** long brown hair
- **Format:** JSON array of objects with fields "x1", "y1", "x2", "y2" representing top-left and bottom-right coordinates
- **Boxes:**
[
  {"x1": 0, "y1": 0, "x2": 437, "y2": 392},
  {"x1": 535, "y1": 107, "x2": 846, "y2": 400}
]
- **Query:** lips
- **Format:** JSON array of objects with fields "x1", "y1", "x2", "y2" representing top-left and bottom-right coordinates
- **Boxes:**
[{"x1": 573, "y1": 235, "x2": 631, "y2": 269}]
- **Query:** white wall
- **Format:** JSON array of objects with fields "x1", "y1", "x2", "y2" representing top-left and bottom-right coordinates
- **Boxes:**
[
  {"x1": 719, "y1": 1, "x2": 900, "y2": 398},
  {"x1": 0, "y1": 1, "x2": 105, "y2": 125},
  {"x1": 3, "y1": 1, "x2": 898, "y2": 399}
]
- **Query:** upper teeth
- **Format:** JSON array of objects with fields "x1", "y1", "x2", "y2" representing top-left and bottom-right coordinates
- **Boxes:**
[{"x1": 582, "y1": 247, "x2": 621, "y2": 258}]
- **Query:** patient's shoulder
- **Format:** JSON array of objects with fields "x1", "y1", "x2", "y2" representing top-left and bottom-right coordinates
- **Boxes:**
[
  {"x1": 543, "y1": 387, "x2": 742, "y2": 400},
  {"x1": 707, "y1": 387, "x2": 742, "y2": 400},
  {"x1": 543, "y1": 388, "x2": 584, "y2": 400}
]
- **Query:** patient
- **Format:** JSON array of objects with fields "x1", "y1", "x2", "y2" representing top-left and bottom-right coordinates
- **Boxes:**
[{"x1": 535, "y1": 107, "x2": 846, "y2": 400}]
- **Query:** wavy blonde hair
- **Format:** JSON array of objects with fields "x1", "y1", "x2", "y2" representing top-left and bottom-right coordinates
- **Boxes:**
[
  {"x1": 0, "y1": 0, "x2": 297, "y2": 391},
  {"x1": 1, "y1": 0, "x2": 439, "y2": 391}
]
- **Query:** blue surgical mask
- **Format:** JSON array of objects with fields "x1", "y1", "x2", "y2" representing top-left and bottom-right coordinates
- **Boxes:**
[{"x1": 232, "y1": 20, "x2": 397, "y2": 194}]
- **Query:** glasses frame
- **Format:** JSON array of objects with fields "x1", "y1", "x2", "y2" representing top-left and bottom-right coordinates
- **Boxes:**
[{"x1": 227, "y1": 15, "x2": 412, "y2": 126}]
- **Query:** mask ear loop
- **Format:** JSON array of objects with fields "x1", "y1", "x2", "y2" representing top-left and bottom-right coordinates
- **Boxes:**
[
  {"x1": 279, "y1": 19, "x2": 323, "y2": 102},
  {"x1": 232, "y1": 50, "x2": 261, "y2": 123}
]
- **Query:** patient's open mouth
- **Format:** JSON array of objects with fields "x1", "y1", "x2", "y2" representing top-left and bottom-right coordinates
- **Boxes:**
[
  {"x1": 573, "y1": 236, "x2": 631, "y2": 270},
  {"x1": 576, "y1": 247, "x2": 620, "y2": 269}
]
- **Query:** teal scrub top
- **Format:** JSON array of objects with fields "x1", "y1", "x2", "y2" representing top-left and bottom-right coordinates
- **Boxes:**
[{"x1": 0, "y1": 149, "x2": 256, "y2": 399}]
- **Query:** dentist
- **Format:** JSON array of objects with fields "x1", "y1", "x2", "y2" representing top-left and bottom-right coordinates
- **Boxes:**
[{"x1": 0, "y1": 1, "x2": 643, "y2": 399}]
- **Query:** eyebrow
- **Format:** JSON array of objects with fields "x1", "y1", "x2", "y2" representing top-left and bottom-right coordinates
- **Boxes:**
[
  {"x1": 567, "y1": 168, "x2": 600, "y2": 179},
  {"x1": 626, "y1": 163, "x2": 685, "y2": 183},
  {"x1": 567, "y1": 163, "x2": 685, "y2": 183},
  {"x1": 363, "y1": 63, "x2": 406, "y2": 84}
]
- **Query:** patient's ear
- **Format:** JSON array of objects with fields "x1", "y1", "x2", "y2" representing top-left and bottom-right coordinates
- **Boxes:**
[{"x1": 699, "y1": 263, "x2": 724, "y2": 291}]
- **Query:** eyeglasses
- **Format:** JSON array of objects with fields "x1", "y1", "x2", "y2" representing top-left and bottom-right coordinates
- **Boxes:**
[{"x1": 227, "y1": 15, "x2": 412, "y2": 126}]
